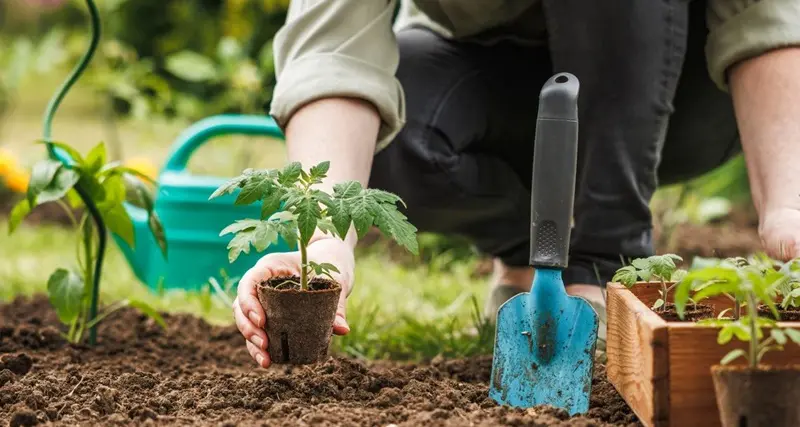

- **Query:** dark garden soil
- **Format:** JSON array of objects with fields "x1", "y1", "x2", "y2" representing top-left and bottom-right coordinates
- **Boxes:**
[
  {"x1": 0, "y1": 295, "x2": 641, "y2": 427},
  {"x1": 757, "y1": 305, "x2": 800, "y2": 322},
  {"x1": 657, "y1": 303, "x2": 715, "y2": 322}
]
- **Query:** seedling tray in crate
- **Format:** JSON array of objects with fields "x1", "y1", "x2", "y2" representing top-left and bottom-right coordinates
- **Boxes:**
[{"x1": 606, "y1": 282, "x2": 800, "y2": 427}]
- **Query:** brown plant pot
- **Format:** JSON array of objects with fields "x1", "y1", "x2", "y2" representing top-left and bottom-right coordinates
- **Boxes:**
[
  {"x1": 711, "y1": 365, "x2": 800, "y2": 427},
  {"x1": 257, "y1": 276, "x2": 341, "y2": 365}
]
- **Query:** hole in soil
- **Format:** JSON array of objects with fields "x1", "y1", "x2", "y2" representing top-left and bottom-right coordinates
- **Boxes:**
[
  {"x1": 739, "y1": 415, "x2": 747, "y2": 427},
  {"x1": 555, "y1": 75, "x2": 568, "y2": 83},
  {"x1": 280, "y1": 332, "x2": 289, "y2": 363}
]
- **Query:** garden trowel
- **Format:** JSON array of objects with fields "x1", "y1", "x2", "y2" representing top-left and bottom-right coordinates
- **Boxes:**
[{"x1": 489, "y1": 73, "x2": 599, "y2": 416}]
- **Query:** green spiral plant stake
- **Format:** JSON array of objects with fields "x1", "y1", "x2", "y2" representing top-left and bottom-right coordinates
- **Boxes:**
[{"x1": 8, "y1": 0, "x2": 167, "y2": 346}]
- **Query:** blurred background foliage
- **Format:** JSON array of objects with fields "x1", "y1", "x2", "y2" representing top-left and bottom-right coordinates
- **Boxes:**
[
  {"x1": 1, "y1": 0, "x2": 288, "y2": 124},
  {"x1": 0, "y1": 0, "x2": 754, "y2": 263}
]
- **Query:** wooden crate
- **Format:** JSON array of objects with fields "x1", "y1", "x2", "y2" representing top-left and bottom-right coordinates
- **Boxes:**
[{"x1": 606, "y1": 282, "x2": 800, "y2": 427}]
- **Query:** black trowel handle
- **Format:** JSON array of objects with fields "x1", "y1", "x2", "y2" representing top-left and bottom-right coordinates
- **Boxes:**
[{"x1": 529, "y1": 73, "x2": 579, "y2": 269}]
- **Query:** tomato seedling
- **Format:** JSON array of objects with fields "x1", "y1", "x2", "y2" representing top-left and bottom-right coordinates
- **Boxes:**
[
  {"x1": 8, "y1": 141, "x2": 167, "y2": 344},
  {"x1": 674, "y1": 256, "x2": 800, "y2": 367},
  {"x1": 210, "y1": 161, "x2": 419, "y2": 290},
  {"x1": 612, "y1": 254, "x2": 686, "y2": 312}
]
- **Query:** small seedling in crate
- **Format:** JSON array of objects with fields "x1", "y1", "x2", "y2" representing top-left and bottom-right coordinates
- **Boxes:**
[
  {"x1": 673, "y1": 258, "x2": 800, "y2": 426},
  {"x1": 8, "y1": 141, "x2": 168, "y2": 344},
  {"x1": 211, "y1": 161, "x2": 418, "y2": 364},
  {"x1": 613, "y1": 254, "x2": 686, "y2": 312}
]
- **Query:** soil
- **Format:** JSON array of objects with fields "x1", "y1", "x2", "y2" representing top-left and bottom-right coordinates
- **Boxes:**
[
  {"x1": 258, "y1": 276, "x2": 342, "y2": 365},
  {"x1": 657, "y1": 303, "x2": 715, "y2": 322},
  {"x1": 757, "y1": 305, "x2": 800, "y2": 322},
  {"x1": 0, "y1": 295, "x2": 640, "y2": 426}
]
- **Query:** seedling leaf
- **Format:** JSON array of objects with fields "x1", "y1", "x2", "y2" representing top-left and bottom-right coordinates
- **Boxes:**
[
  {"x1": 720, "y1": 349, "x2": 746, "y2": 365},
  {"x1": 771, "y1": 328, "x2": 787, "y2": 345},
  {"x1": 784, "y1": 328, "x2": 800, "y2": 344},
  {"x1": 47, "y1": 268, "x2": 84, "y2": 324},
  {"x1": 612, "y1": 265, "x2": 638, "y2": 287},
  {"x1": 8, "y1": 199, "x2": 31, "y2": 234}
]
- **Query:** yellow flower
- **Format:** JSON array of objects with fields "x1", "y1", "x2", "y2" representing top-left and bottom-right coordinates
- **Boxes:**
[
  {"x1": 4, "y1": 165, "x2": 30, "y2": 193},
  {"x1": 0, "y1": 148, "x2": 19, "y2": 176},
  {"x1": 123, "y1": 157, "x2": 158, "y2": 181}
]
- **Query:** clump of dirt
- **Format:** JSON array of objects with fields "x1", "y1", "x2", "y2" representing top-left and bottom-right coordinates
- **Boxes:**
[
  {"x1": 0, "y1": 295, "x2": 641, "y2": 426},
  {"x1": 657, "y1": 303, "x2": 715, "y2": 322}
]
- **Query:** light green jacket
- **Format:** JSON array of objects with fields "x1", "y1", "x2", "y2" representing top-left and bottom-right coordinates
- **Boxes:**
[{"x1": 270, "y1": 0, "x2": 800, "y2": 151}]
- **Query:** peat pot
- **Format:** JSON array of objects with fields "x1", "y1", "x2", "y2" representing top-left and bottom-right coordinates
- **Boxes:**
[
  {"x1": 257, "y1": 277, "x2": 342, "y2": 365},
  {"x1": 711, "y1": 365, "x2": 800, "y2": 427}
]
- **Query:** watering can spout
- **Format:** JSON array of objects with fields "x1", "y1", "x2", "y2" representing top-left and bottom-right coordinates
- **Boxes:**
[{"x1": 114, "y1": 203, "x2": 154, "y2": 285}]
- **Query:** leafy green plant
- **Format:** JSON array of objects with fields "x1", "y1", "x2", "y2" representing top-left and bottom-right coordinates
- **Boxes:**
[
  {"x1": 674, "y1": 257, "x2": 800, "y2": 368},
  {"x1": 612, "y1": 254, "x2": 685, "y2": 312},
  {"x1": 210, "y1": 161, "x2": 419, "y2": 290},
  {"x1": 7, "y1": 141, "x2": 168, "y2": 344}
]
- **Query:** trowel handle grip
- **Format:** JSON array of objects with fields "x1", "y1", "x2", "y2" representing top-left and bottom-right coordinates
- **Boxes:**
[
  {"x1": 529, "y1": 73, "x2": 579, "y2": 269},
  {"x1": 164, "y1": 114, "x2": 285, "y2": 173}
]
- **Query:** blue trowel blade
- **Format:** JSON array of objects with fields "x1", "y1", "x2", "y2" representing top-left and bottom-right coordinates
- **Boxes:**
[{"x1": 489, "y1": 273, "x2": 599, "y2": 415}]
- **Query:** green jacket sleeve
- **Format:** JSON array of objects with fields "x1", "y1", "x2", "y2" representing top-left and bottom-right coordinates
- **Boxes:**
[
  {"x1": 706, "y1": 0, "x2": 800, "y2": 91},
  {"x1": 269, "y1": 0, "x2": 405, "y2": 152}
]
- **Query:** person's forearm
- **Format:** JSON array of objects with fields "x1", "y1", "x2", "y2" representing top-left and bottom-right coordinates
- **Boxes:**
[
  {"x1": 285, "y1": 97, "x2": 381, "y2": 249},
  {"x1": 729, "y1": 48, "x2": 800, "y2": 216}
]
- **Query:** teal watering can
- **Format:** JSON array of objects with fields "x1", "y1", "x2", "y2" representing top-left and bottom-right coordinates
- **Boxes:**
[{"x1": 113, "y1": 114, "x2": 291, "y2": 292}]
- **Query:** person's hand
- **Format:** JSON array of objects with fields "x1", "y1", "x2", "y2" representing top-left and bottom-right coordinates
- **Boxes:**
[
  {"x1": 232, "y1": 236, "x2": 355, "y2": 368},
  {"x1": 759, "y1": 207, "x2": 800, "y2": 261}
]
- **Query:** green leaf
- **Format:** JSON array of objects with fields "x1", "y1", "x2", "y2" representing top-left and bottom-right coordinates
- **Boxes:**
[
  {"x1": 220, "y1": 219, "x2": 262, "y2": 236},
  {"x1": 327, "y1": 181, "x2": 362, "y2": 238},
  {"x1": 649, "y1": 254, "x2": 680, "y2": 280},
  {"x1": 66, "y1": 189, "x2": 83, "y2": 209},
  {"x1": 37, "y1": 140, "x2": 84, "y2": 165},
  {"x1": 316, "y1": 217, "x2": 338, "y2": 237},
  {"x1": 295, "y1": 196, "x2": 320, "y2": 246},
  {"x1": 85, "y1": 142, "x2": 106, "y2": 174},
  {"x1": 37, "y1": 166, "x2": 81, "y2": 206},
  {"x1": 278, "y1": 162, "x2": 302, "y2": 186},
  {"x1": 8, "y1": 199, "x2": 31, "y2": 234},
  {"x1": 98, "y1": 163, "x2": 158, "y2": 186},
  {"x1": 771, "y1": 328, "x2": 787, "y2": 345},
  {"x1": 652, "y1": 299, "x2": 665, "y2": 310},
  {"x1": 718, "y1": 324, "x2": 735, "y2": 344},
  {"x1": 127, "y1": 300, "x2": 167, "y2": 329},
  {"x1": 46, "y1": 268, "x2": 84, "y2": 325},
  {"x1": 101, "y1": 203, "x2": 135, "y2": 248},
  {"x1": 612, "y1": 265, "x2": 639, "y2": 287},
  {"x1": 720, "y1": 349, "x2": 747, "y2": 365},
  {"x1": 235, "y1": 170, "x2": 276, "y2": 205},
  {"x1": 366, "y1": 190, "x2": 418, "y2": 254},
  {"x1": 260, "y1": 188, "x2": 285, "y2": 220},
  {"x1": 148, "y1": 211, "x2": 168, "y2": 259},
  {"x1": 123, "y1": 174, "x2": 155, "y2": 212},
  {"x1": 671, "y1": 269, "x2": 688, "y2": 282},
  {"x1": 27, "y1": 159, "x2": 63, "y2": 205},
  {"x1": 783, "y1": 328, "x2": 800, "y2": 345},
  {"x1": 164, "y1": 50, "x2": 219, "y2": 82},
  {"x1": 631, "y1": 258, "x2": 650, "y2": 270},
  {"x1": 222, "y1": 220, "x2": 282, "y2": 263},
  {"x1": 308, "y1": 161, "x2": 330, "y2": 183},
  {"x1": 99, "y1": 174, "x2": 126, "y2": 207},
  {"x1": 210, "y1": 174, "x2": 248, "y2": 200}
]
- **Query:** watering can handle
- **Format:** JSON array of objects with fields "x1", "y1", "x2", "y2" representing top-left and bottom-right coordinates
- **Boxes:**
[
  {"x1": 529, "y1": 73, "x2": 579, "y2": 270},
  {"x1": 163, "y1": 114, "x2": 284, "y2": 173}
]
